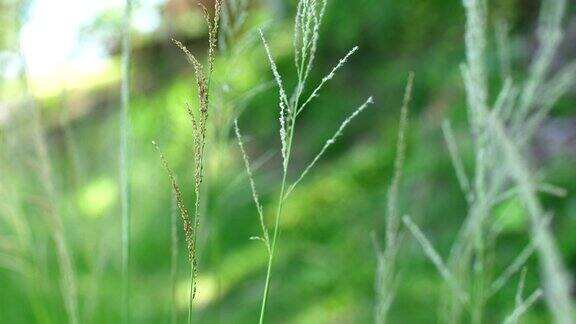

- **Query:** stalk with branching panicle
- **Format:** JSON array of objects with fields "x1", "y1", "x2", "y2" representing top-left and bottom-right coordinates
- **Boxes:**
[
  {"x1": 206, "y1": 2, "x2": 272, "y2": 317},
  {"x1": 154, "y1": 2, "x2": 221, "y2": 323},
  {"x1": 431, "y1": 0, "x2": 575, "y2": 322},
  {"x1": 10, "y1": 22, "x2": 80, "y2": 324},
  {"x1": 466, "y1": 0, "x2": 574, "y2": 322},
  {"x1": 233, "y1": 1, "x2": 373, "y2": 322}
]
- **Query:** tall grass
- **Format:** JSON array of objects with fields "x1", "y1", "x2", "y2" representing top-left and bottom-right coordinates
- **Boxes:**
[
  {"x1": 373, "y1": 72, "x2": 413, "y2": 324},
  {"x1": 28, "y1": 65, "x2": 79, "y2": 324},
  {"x1": 155, "y1": 1, "x2": 221, "y2": 323},
  {"x1": 14, "y1": 24, "x2": 80, "y2": 324},
  {"x1": 159, "y1": 2, "x2": 271, "y2": 321},
  {"x1": 28, "y1": 59, "x2": 79, "y2": 324},
  {"x1": 3, "y1": 0, "x2": 575, "y2": 322},
  {"x1": 0, "y1": 142, "x2": 50, "y2": 322},
  {"x1": 232, "y1": 0, "x2": 373, "y2": 321},
  {"x1": 154, "y1": 141, "x2": 196, "y2": 320},
  {"x1": 403, "y1": 0, "x2": 575, "y2": 322},
  {"x1": 119, "y1": 0, "x2": 133, "y2": 322},
  {"x1": 503, "y1": 268, "x2": 543, "y2": 324},
  {"x1": 463, "y1": 0, "x2": 575, "y2": 321}
]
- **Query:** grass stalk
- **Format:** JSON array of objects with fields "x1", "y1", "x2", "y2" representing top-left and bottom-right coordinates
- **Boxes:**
[
  {"x1": 504, "y1": 288, "x2": 543, "y2": 324},
  {"x1": 234, "y1": 121, "x2": 270, "y2": 250},
  {"x1": 373, "y1": 73, "x2": 413, "y2": 324},
  {"x1": 16, "y1": 35, "x2": 79, "y2": 324},
  {"x1": 119, "y1": 0, "x2": 133, "y2": 322},
  {"x1": 487, "y1": 243, "x2": 535, "y2": 297},
  {"x1": 252, "y1": 3, "x2": 372, "y2": 319},
  {"x1": 30, "y1": 77, "x2": 79, "y2": 324},
  {"x1": 171, "y1": 195, "x2": 178, "y2": 324},
  {"x1": 403, "y1": 216, "x2": 469, "y2": 305},
  {"x1": 156, "y1": 3, "x2": 221, "y2": 323}
]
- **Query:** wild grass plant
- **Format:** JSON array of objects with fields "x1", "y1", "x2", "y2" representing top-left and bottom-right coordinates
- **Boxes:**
[
  {"x1": 0, "y1": 10, "x2": 80, "y2": 322},
  {"x1": 0, "y1": 138, "x2": 53, "y2": 322},
  {"x1": 158, "y1": 0, "x2": 276, "y2": 321},
  {"x1": 398, "y1": 0, "x2": 576, "y2": 323},
  {"x1": 154, "y1": 1, "x2": 221, "y2": 323},
  {"x1": 373, "y1": 72, "x2": 413, "y2": 324},
  {"x1": 2, "y1": 0, "x2": 576, "y2": 323},
  {"x1": 119, "y1": 0, "x2": 133, "y2": 322},
  {"x1": 233, "y1": 0, "x2": 374, "y2": 322}
]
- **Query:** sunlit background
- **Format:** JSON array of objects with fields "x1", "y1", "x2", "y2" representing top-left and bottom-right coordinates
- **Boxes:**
[{"x1": 1, "y1": 0, "x2": 576, "y2": 323}]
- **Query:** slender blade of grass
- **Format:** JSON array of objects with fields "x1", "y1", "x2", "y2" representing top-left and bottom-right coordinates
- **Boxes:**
[{"x1": 119, "y1": 0, "x2": 132, "y2": 322}]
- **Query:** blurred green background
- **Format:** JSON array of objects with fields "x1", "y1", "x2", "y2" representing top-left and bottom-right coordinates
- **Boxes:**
[{"x1": 1, "y1": 0, "x2": 576, "y2": 323}]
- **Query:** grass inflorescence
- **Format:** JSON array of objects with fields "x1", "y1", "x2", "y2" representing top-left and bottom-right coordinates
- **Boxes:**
[
  {"x1": 154, "y1": 1, "x2": 221, "y2": 323},
  {"x1": 233, "y1": 0, "x2": 374, "y2": 322}
]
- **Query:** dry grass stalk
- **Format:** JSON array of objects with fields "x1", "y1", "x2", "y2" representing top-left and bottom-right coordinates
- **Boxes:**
[{"x1": 155, "y1": 1, "x2": 221, "y2": 322}]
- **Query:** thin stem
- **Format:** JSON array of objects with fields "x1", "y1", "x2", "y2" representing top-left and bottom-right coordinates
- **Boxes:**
[
  {"x1": 258, "y1": 84, "x2": 299, "y2": 324},
  {"x1": 296, "y1": 46, "x2": 359, "y2": 116},
  {"x1": 403, "y1": 216, "x2": 469, "y2": 305},
  {"x1": 120, "y1": 0, "x2": 132, "y2": 322},
  {"x1": 442, "y1": 120, "x2": 472, "y2": 203}
]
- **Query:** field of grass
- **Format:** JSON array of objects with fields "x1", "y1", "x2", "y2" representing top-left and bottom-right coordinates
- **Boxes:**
[{"x1": 1, "y1": 0, "x2": 576, "y2": 323}]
